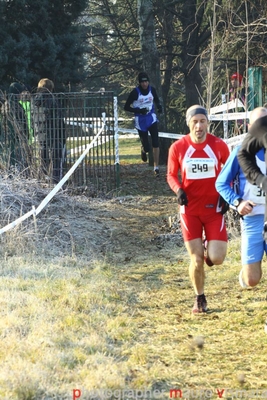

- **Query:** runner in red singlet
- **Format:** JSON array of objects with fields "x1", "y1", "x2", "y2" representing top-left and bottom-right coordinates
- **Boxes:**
[{"x1": 167, "y1": 105, "x2": 230, "y2": 314}]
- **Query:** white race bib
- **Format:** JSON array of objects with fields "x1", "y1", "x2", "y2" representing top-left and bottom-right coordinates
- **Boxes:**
[
  {"x1": 185, "y1": 158, "x2": 215, "y2": 179},
  {"x1": 248, "y1": 185, "x2": 266, "y2": 204}
]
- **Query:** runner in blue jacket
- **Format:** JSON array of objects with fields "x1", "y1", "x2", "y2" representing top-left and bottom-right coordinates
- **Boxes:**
[{"x1": 216, "y1": 107, "x2": 267, "y2": 289}]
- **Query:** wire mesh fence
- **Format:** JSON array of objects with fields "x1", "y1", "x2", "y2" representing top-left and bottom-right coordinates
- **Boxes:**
[{"x1": 0, "y1": 90, "x2": 117, "y2": 194}]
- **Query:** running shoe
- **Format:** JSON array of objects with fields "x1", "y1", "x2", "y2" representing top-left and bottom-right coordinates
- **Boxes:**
[
  {"x1": 141, "y1": 147, "x2": 147, "y2": 162},
  {"x1": 192, "y1": 294, "x2": 208, "y2": 314},
  {"x1": 239, "y1": 269, "x2": 248, "y2": 288},
  {"x1": 154, "y1": 168, "x2": 159, "y2": 177}
]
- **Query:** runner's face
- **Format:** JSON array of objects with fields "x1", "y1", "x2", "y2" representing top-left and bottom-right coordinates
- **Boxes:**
[
  {"x1": 188, "y1": 114, "x2": 208, "y2": 143},
  {"x1": 140, "y1": 80, "x2": 149, "y2": 90}
]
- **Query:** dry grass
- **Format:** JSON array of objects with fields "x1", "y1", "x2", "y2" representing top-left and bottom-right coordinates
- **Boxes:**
[{"x1": 0, "y1": 149, "x2": 266, "y2": 399}]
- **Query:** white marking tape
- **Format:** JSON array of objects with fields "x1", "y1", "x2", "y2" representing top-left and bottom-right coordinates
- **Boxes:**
[
  {"x1": 210, "y1": 99, "x2": 245, "y2": 114},
  {"x1": 0, "y1": 208, "x2": 37, "y2": 235},
  {"x1": 209, "y1": 112, "x2": 250, "y2": 121},
  {"x1": 225, "y1": 133, "x2": 247, "y2": 146},
  {"x1": 117, "y1": 128, "x2": 183, "y2": 140},
  {"x1": 0, "y1": 117, "x2": 106, "y2": 235},
  {"x1": 0, "y1": 108, "x2": 248, "y2": 235}
]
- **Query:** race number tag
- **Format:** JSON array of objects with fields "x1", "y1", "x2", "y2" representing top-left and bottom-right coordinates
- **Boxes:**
[
  {"x1": 185, "y1": 158, "x2": 215, "y2": 179},
  {"x1": 249, "y1": 185, "x2": 266, "y2": 204}
]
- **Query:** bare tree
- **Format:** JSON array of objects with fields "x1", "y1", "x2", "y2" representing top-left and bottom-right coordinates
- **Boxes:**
[
  {"x1": 82, "y1": 0, "x2": 267, "y2": 139},
  {"x1": 137, "y1": 0, "x2": 171, "y2": 163},
  {"x1": 180, "y1": 0, "x2": 211, "y2": 106}
]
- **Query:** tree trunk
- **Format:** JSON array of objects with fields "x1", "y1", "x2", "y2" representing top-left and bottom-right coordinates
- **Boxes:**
[
  {"x1": 180, "y1": 0, "x2": 205, "y2": 107},
  {"x1": 137, "y1": 0, "x2": 170, "y2": 165}
]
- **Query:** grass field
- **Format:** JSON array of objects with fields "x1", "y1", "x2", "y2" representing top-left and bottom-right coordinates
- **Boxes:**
[
  {"x1": 118, "y1": 137, "x2": 142, "y2": 165},
  {"x1": 0, "y1": 138, "x2": 266, "y2": 400}
]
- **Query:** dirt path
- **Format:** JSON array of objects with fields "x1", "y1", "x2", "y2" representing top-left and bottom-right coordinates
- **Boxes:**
[
  {"x1": 1, "y1": 163, "x2": 239, "y2": 264},
  {"x1": 63, "y1": 164, "x2": 184, "y2": 266}
]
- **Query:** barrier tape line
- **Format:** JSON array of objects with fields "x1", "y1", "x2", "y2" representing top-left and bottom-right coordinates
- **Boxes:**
[
  {"x1": 0, "y1": 116, "x2": 106, "y2": 236},
  {"x1": 0, "y1": 208, "x2": 37, "y2": 235},
  {"x1": 0, "y1": 108, "x2": 248, "y2": 235}
]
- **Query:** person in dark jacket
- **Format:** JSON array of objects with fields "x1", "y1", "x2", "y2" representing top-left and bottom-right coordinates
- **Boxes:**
[
  {"x1": 0, "y1": 82, "x2": 29, "y2": 169},
  {"x1": 217, "y1": 107, "x2": 267, "y2": 290},
  {"x1": 124, "y1": 72, "x2": 162, "y2": 177},
  {"x1": 32, "y1": 78, "x2": 65, "y2": 183},
  {"x1": 237, "y1": 107, "x2": 267, "y2": 241},
  {"x1": 237, "y1": 107, "x2": 267, "y2": 333}
]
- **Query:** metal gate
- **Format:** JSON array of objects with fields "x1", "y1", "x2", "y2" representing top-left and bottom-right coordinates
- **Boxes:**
[{"x1": 0, "y1": 90, "x2": 117, "y2": 194}]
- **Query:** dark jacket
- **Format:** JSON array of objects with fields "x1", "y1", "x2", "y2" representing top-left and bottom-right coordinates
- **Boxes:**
[
  {"x1": 237, "y1": 116, "x2": 267, "y2": 187},
  {"x1": 32, "y1": 88, "x2": 65, "y2": 145}
]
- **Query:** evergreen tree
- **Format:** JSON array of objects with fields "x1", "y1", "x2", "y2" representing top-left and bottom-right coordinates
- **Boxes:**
[{"x1": 0, "y1": 0, "x2": 88, "y2": 91}]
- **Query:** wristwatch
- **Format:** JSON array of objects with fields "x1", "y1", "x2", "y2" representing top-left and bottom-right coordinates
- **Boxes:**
[{"x1": 233, "y1": 198, "x2": 243, "y2": 208}]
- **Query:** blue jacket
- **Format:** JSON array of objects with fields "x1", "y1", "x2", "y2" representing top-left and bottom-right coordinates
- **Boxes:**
[{"x1": 216, "y1": 145, "x2": 265, "y2": 217}]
